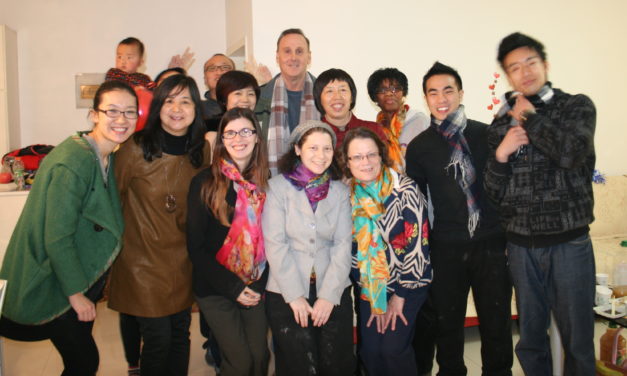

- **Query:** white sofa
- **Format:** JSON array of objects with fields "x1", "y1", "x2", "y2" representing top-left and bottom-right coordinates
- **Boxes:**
[{"x1": 590, "y1": 175, "x2": 627, "y2": 284}]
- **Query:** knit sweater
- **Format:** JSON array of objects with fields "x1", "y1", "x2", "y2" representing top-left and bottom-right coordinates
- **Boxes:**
[
  {"x1": 105, "y1": 68, "x2": 154, "y2": 89},
  {"x1": 484, "y1": 88, "x2": 596, "y2": 247}
]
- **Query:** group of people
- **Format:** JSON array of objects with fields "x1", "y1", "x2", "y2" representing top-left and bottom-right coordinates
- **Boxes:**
[{"x1": 0, "y1": 27, "x2": 596, "y2": 376}]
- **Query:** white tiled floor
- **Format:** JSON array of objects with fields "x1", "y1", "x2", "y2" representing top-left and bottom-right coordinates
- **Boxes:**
[{"x1": 0, "y1": 303, "x2": 609, "y2": 375}]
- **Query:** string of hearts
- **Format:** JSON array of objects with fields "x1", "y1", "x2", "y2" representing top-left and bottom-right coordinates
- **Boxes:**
[{"x1": 487, "y1": 72, "x2": 501, "y2": 114}]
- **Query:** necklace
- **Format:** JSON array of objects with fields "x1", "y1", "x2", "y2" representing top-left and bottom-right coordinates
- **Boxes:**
[{"x1": 163, "y1": 157, "x2": 185, "y2": 213}]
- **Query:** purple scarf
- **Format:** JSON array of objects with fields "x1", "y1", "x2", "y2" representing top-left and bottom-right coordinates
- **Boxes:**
[{"x1": 284, "y1": 163, "x2": 330, "y2": 212}]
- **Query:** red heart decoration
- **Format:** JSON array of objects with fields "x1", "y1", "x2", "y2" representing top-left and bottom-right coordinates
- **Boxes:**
[
  {"x1": 489, "y1": 84, "x2": 495, "y2": 90},
  {"x1": 494, "y1": 73, "x2": 500, "y2": 78},
  {"x1": 487, "y1": 104, "x2": 494, "y2": 110},
  {"x1": 492, "y1": 98, "x2": 501, "y2": 105}
]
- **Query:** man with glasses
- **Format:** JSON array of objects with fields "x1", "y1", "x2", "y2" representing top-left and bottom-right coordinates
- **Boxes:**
[
  {"x1": 484, "y1": 32, "x2": 596, "y2": 376},
  {"x1": 202, "y1": 53, "x2": 235, "y2": 118},
  {"x1": 255, "y1": 28, "x2": 320, "y2": 175},
  {"x1": 405, "y1": 62, "x2": 513, "y2": 376}
]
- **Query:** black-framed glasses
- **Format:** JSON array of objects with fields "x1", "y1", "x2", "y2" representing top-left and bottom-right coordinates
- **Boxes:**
[
  {"x1": 348, "y1": 152, "x2": 380, "y2": 162},
  {"x1": 205, "y1": 64, "x2": 234, "y2": 73},
  {"x1": 376, "y1": 86, "x2": 402, "y2": 95},
  {"x1": 222, "y1": 128, "x2": 257, "y2": 139},
  {"x1": 97, "y1": 109, "x2": 138, "y2": 119}
]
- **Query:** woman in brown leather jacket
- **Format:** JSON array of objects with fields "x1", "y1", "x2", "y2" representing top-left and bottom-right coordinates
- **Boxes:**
[{"x1": 107, "y1": 74, "x2": 210, "y2": 376}]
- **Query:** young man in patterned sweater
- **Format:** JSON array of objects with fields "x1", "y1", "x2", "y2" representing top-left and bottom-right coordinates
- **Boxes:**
[{"x1": 484, "y1": 32, "x2": 596, "y2": 376}]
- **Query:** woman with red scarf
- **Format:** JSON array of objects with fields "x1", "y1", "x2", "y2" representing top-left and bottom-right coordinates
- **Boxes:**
[{"x1": 186, "y1": 107, "x2": 270, "y2": 376}]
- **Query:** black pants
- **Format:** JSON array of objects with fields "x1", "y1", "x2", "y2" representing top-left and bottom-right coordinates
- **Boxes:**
[
  {"x1": 49, "y1": 310, "x2": 99, "y2": 376},
  {"x1": 0, "y1": 276, "x2": 106, "y2": 376},
  {"x1": 430, "y1": 234, "x2": 513, "y2": 376},
  {"x1": 119, "y1": 313, "x2": 141, "y2": 367},
  {"x1": 266, "y1": 285, "x2": 355, "y2": 376},
  {"x1": 413, "y1": 294, "x2": 437, "y2": 374},
  {"x1": 0, "y1": 313, "x2": 98, "y2": 376},
  {"x1": 134, "y1": 308, "x2": 191, "y2": 376}
]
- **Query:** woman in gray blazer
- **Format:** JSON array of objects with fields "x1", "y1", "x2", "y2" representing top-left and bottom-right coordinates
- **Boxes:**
[{"x1": 263, "y1": 120, "x2": 355, "y2": 376}]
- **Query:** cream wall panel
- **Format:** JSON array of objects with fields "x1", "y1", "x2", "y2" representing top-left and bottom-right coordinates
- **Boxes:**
[
  {"x1": 0, "y1": 0, "x2": 227, "y2": 148},
  {"x1": 251, "y1": 0, "x2": 627, "y2": 174}
]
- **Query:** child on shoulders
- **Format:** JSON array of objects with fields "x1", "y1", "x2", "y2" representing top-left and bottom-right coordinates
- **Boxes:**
[{"x1": 105, "y1": 37, "x2": 155, "y2": 90}]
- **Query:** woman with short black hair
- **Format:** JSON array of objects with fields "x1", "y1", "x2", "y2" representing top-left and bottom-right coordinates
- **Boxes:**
[
  {"x1": 313, "y1": 68, "x2": 387, "y2": 149},
  {"x1": 366, "y1": 67, "x2": 429, "y2": 173}
]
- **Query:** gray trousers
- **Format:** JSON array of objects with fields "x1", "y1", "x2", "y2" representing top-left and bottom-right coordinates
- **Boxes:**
[{"x1": 195, "y1": 294, "x2": 269, "y2": 376}]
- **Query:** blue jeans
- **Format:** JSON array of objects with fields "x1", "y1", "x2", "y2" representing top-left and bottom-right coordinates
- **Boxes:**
[{"x1": 507, "y1": 234, "x2": 595, "y2": 376}]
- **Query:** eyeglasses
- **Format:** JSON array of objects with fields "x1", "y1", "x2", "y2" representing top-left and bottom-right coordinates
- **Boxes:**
[
  {"x1": 97, "y1": 109, "x2": 138, "y2": 119},
  {"x1": 205, "y1": 64, "x2": 233, "y2": 73},
  {"x1": 376, "y1": 86, "x2": 402, "y2": 95},
  {"x1": 222, "y1": 128, "x2": 257, "y2": 139},
  {"x1": 505, "y1": 56, "x2": 543, "y2": 75},
  {"x1": 348, "y1": 152, "x2": 380, "y2": 163}
]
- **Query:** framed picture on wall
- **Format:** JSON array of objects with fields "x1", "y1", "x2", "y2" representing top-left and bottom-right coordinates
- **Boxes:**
[{"x1": 75, "y1": 73, "x2": 105, "y2": 108}]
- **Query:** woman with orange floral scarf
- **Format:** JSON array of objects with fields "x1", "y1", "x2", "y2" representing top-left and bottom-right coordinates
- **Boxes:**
[
  {"x1": 343, "y1": 127, "x2": 432, "y2": 376},
  {"x1": 367, "y1": 68, "x2": 430, "y2": 173}
]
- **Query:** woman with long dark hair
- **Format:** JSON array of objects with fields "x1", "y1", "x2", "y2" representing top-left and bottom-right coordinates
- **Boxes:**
[
  {"x1": 107, "y1": 74, "x2": 210, "y2": 376},
  {"x1": 187, "y1": 107, "x2": 270, "y2": 376},
  {"x1": 196, "y1": 70, "x2": 262, "y2": 373}
]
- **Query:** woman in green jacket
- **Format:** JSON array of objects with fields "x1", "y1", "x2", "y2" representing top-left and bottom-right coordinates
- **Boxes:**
[{"x1": 0, "y1": 80, "x2": 138, "y2": 375}]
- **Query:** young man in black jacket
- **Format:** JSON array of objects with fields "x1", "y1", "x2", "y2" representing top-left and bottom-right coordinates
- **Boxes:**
[
  {"x1": 406, "y1": 62, "x2": 513, "y2": 376},
  {"x1": 484, "y1": 32, "x2": 596, "y2": 376}
]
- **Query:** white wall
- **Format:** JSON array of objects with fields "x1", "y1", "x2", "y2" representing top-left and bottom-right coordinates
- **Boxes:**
[
  {"x1": 225, "y1": 0, "x2": 252, "y2": 57},
  {"x1": 251, "y1": 0, "x2": 627, "y2": 175},
  {"x1": 1, "y1": 0, "x2": 625, "y2": 174},
  {"x1": 0, "y1": 0, "x2": 227, "y2": 148}
]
